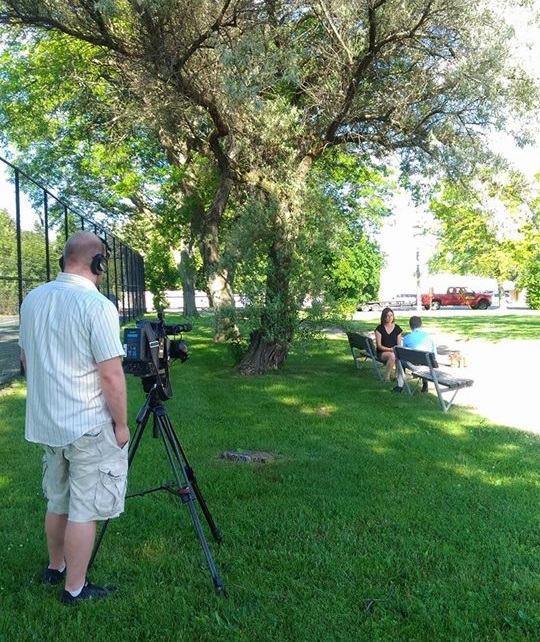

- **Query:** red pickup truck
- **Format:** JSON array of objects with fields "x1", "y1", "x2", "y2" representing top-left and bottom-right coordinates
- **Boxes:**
[{"x1": 421, "y1": 287, "x2": 492, "y2": 310}]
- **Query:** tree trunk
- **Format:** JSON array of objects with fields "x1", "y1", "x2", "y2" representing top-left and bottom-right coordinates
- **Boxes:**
[
  {"x1": 238, "y1": 159, "x2": 313, "y2": 374},
  {"x1": 237, "y1": 330, "x2": 289, "y2": 375},
  {"x1": 237, "y1": 204, "x2": 296, "y2": 374},
  {"x1": 497, "y1": 281, "x2": 508, "y2": 309},
  {"x1": 158, "y1": 131, "x2": 236, "y2": 316},
  {"x1": 207, "y1": 269, "x2": 234, "y2": 308},
  {"x1": 178, "y1": 241, "x2": 198, "y2": 317},
  {"x1": 197, "y1": 160, "x2": 237, "y2": 340}
]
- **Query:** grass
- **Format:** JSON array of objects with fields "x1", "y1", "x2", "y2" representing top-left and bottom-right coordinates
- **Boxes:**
[
  {"x1": 344, "y1": 312, "x2": 540, "y2": 342},
  {"x1": 0, "y1": 314, "x2": 539, "y2": 641}
]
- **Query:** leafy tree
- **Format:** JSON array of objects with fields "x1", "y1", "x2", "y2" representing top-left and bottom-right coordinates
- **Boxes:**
[
  {"x1": 428, "y1": 170, "x2": 539, "y2": 303},
  {"x1": 0, "y1": 31, "x2": 159, "y2": 215},
  {"x1": 518, "y1": 175, "x2": 540, "y2": 308},
  {"x1": 144, "y1": 238, "x2": 181, "y2": 312},
  {"x1": 522, "y1": 254, "x2": 540, "y2": 309},
  {"x1": 0, "y1": 208, "x2": 17, "y2": 276},
  {"x1": 300, "y1": 155, "x2": 390, "y2": 314},
  {"x1": 1, "y1": 0, "x2": 538, "y2": 372},
  {"x1": 20, "y1": 224, "x2": 47, "y2": 285},
  {"x1": 219, "y1": 154, "x2": 389, "y2": 352},
  {"x1": 0, "y1": 29, "x2": 197, "y2": 306},
  {"x1": 0, "y1": 209, "x2": 50, "y2": 311},
  {"x1": 0, "y1": 208, "x2": 18, "y2": 313}
]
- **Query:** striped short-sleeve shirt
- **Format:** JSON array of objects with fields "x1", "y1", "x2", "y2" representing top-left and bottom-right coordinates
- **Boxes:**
[{"x1": 19, "y1": 272, "x2": 125, "y2": 447}]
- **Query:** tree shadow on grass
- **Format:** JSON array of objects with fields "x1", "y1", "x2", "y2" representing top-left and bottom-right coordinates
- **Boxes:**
[
  {"x1": 1, "y1": 333, "x2": 538, "y2": 641},
  {"x1": 348, "y1": 314, "x2": 540, "y2": 342}
]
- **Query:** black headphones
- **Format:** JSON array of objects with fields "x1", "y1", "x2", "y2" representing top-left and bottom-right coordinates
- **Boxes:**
[
  {"x1": 59, "y1": 237, "x2": 110, "y2": 275},
  {"x1": 90, "y1": 252, "x2": 109, "y2": 275}
]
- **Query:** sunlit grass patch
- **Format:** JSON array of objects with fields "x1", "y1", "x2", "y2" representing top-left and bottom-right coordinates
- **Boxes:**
[{"x1": 0, "y1": 314, "x2": 538, "y2": 642}]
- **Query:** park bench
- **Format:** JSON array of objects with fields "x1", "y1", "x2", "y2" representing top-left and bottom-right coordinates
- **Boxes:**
[
  {"x1": 393, "y1": 345, "x2": 474, "y2": 413},
  {"x1": 346, "y1": 331, "x2": 384, "y2": 381}
]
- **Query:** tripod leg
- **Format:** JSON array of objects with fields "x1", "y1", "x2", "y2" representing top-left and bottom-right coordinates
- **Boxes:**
[
  {"x1": 163, "y1": 419, "x2": 222, "y2": 544},
  {"x1": 153, "y1": 407, "x2": 225, "y2": 595},
  {"x1": 181, "y1": 461, "x2": 222, "y2": 543}
]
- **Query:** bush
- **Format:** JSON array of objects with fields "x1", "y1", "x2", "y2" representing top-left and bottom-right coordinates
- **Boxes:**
[{"x1": 522, "y1": 253, "x2": 540, "y2": 310}]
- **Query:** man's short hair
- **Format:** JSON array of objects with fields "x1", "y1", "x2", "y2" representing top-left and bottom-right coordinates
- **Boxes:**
[{"x1": 409, "y1": 316, "x2": 422, "y2": 330}]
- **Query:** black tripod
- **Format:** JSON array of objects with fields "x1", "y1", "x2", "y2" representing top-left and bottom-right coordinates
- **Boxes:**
[{"x1": 90, "y1": 383, "x2": 224, "y2": 595}]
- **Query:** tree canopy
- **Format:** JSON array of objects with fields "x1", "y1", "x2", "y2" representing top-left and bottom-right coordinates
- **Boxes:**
[
  {"x1": 428, "y1": 168, "x2": 540, "y2": 307},
  {"x1": 1, "y1": 0, "x2": 539, "y2": 368}
]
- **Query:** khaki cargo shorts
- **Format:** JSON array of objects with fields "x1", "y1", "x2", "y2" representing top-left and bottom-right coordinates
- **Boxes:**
[{"x1": 42, "y1": 422, "x2": 129, "y2": 522}]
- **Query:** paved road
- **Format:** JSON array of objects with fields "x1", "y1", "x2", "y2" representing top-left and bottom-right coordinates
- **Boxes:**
[
  {"x1": 432, "y1": 334, "x2": 539, "y2": 436},
  {"x1": 354, "y1": 305, "x2": 539, "y2": 319},
  {"x1": 0, "y1": 315, "x2": 21, "y2": 385}
]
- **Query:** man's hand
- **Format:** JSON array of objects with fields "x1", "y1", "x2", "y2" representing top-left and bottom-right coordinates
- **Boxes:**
[{"x1": 113, "y1": 423, "x2": 130, "y2": 449}]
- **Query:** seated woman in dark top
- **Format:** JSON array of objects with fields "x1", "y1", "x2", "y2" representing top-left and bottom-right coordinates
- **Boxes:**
[{"x1": 374, "y1": 307, "x2": 403, "y2": 383}]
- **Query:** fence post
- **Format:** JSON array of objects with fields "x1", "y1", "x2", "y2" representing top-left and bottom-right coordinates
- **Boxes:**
[{"x1": 14, "y1": 167, "x2": 24, "y2": 308}]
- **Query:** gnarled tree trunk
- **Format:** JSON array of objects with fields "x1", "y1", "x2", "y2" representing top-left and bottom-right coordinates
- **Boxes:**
[
  {"x1": 237, "y1": 202, "x2": 297, "y2": 374},
  {"x1": 237, "y1": 330, "x2": 289, "y2": 375},
  {"x1": 237, "y1": 160, "x2": 312, "y2": 374}
]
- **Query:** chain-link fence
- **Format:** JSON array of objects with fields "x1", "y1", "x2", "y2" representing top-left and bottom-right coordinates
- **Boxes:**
[{"x1": 0, "y1": 155, "x2": 145, "y2": 386}]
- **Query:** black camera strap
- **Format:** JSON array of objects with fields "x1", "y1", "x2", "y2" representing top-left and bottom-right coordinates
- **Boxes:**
[
  {"x1": 143, "y1": 320, "x2": 172, "y2": 399},
  {"x1": 140, "y1": 321, "x2": 161, "y2": 372}
]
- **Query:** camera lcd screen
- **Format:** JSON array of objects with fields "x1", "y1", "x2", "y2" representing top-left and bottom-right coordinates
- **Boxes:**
[{"x1": 124, "y1": 327, "x2": 146, "y2": 360}]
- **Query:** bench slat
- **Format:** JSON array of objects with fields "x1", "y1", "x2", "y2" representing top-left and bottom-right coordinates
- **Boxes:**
[
  {"x1": 347, "y1": 332, "x2": 384, "y2": 381},
  {"x1": 394, "y1": 346, "x2": 474, "y2": 412},
  {"x1": 408, "y1": 365, "x2": 473, "y2": 389}
]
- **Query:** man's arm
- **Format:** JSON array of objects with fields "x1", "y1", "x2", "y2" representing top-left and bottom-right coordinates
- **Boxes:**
[{"x1": 97, "y1": 356, "x2": 129, "y2": 448}]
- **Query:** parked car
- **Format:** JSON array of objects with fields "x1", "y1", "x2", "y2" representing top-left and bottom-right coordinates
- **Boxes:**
[
  {"x1": 420, "y1": 287, "x2": 492, "y2": 310},
  {"x1": 357, "y1": 293, "x2": 417, "y2": 312}
]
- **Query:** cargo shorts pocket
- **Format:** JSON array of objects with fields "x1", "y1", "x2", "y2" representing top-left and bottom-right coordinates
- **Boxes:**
[
  {"x1": 41, "y1": 456, "x2": 49, "y2": 498},
  {"x1": 94, "y1": 463, "x2": 127, "y2": 516}
]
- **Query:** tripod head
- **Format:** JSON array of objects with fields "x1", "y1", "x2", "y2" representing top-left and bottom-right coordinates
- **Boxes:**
[{"x1": 123, "y1": 312, "x2": 191, "y2": 400}]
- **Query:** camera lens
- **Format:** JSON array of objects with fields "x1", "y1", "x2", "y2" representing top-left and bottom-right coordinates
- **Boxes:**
[{"x1": 169, "y1": 340, "x2": 189, "y2": 361}]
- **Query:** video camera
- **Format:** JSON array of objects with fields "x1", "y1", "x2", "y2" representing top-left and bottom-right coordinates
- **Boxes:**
[{"x1": 123, "y1": 312, "x2": 191, "y2": 398}]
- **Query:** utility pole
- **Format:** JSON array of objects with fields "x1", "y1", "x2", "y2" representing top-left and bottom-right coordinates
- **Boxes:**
[{"x1": 415, "y1": 247, "x2": 422, "y2": 311}]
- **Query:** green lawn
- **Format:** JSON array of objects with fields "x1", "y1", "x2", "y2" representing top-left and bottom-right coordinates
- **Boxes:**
[
  {"x1": 345, "y1": 312, "x2": 540, "y2": 342},
  {"x1": 0, "y1": 314, "x2": 538, "y2": 642}
]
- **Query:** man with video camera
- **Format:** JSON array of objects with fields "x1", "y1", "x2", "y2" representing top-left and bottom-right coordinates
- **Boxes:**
[{"x1": 19, "y1": 231, "x2": 129, "y2": 605}]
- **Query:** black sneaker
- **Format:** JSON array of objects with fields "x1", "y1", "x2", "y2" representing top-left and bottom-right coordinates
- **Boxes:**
[
  {"x1": 392, "y1": 386, "x2": 403, "y2": 393},
  {"x1": 61, "y1": 581, "x2": 117, "y2": 605},
  {"x1": 42, "y1": 567, "x2": 65, "y2": 585}
]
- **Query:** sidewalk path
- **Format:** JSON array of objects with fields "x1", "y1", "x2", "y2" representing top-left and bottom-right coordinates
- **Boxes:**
[{"x1": 433, "y1": 335, "x2": 539, "y2": 435}]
